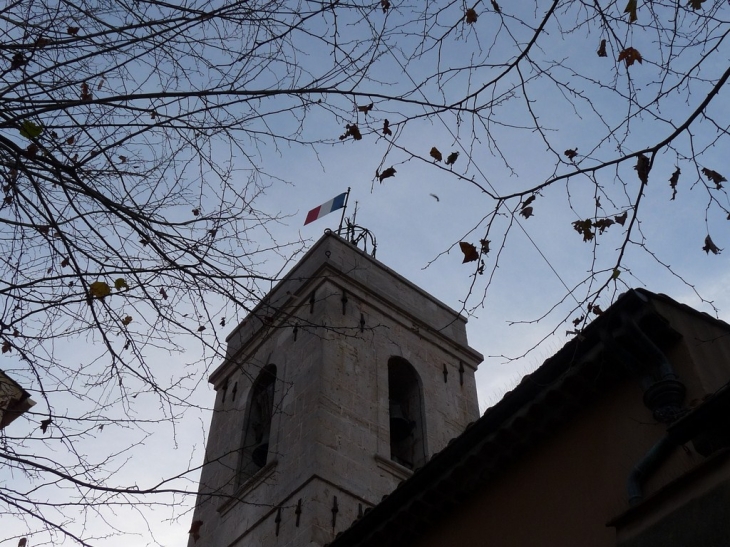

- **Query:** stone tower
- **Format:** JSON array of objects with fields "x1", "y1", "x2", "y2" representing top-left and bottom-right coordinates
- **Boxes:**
[{"x1": 188, "y1": 232, "x2": 483, "y2": 546}]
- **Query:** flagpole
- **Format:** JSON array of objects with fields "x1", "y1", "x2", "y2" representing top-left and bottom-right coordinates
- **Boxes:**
[{"x1": 337, "y1": 187, "x2": 351, "y2": 237}]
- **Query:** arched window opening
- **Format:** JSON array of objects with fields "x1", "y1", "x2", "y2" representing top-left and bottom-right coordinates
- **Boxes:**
[
  {"x1": 238, "y1": 365, "x2": 277, "y2": 484},
  {"x1": 388, "y1": 357, "x2": 425, "y2": 470}
]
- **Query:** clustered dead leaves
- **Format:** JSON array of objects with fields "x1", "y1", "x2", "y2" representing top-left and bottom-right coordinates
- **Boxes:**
[
  {"x1": 702, "y1": 167, "x2": 727, "y2": 189},
  {"x1": 572, "y1": 212, "x2": 627, "y2": 242}
]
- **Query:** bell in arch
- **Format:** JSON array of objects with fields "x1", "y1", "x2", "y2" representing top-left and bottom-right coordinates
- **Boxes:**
[
  {"x1": 389, "y1": 401, "x2": 415, "y2": 442},
  {"x1": 251, "y1": 428, "x2": 270, "y2": 468}
]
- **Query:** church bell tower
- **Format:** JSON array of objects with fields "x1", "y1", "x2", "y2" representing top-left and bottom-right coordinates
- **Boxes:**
[{"x1": 188, "y1": 232, "x2": 483, "y2": 546}]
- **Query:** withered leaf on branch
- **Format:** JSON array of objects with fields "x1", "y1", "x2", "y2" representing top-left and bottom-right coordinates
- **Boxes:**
[
  {"x1": 382, "y1": 119, "x2": 392, "y2": 136},
  {"x1": 67, "y1": 26, "x2": 80, "y2": 36},
  {"x1": 197, "y1": 325, "x2": 206, "y2": 332},
  {"x1": 688, "y1": 0, "x2": 706, "y2": 10},
  {"x1": 572, "y1": 219, "x2": 594, "y2": 242},
  {"x1": 701, "y1": 167, "x2": 727, "y2": 189},
  {"x1": 459, "y1": 242, "x2": 479, "y2": 263},
  {"x1": 339, "y1": 123, "x2": 362, "y2": 141},
  {"x1": 590, "y1": 303, "x2": 604, "y2": 315},
  {"x1": 11, "y1": 52, "x2": 27, "y2": 70},
  {"x1": 624, "y1": 0, "x2": 638, "y2": 22},
  {"x1": 377, "y1": 166, "x2": 396, "y2": 182},
  {"x1": 10, "y1": 51, "x2": 28, "y2": 70},
  {"x1": 480, "y1": 239, "x2": 490, "y2": 255},
  {"x1": 564, "y1": 148, "x2": 578, "y2": 160},
  {"x1": 703, "y1": 235, "x2": 721, "y2": 255},
  {"x1": 614, "y1": 211, "x2": 628, "y2": 225},
  {"x1": 357, "y1": 103, "x2": 373, "y2": 114},
  {"x1": 520, "y1": 195, "x2": 536, "y2": 219},
  {"x1": 80, "y1": 82, "x2": 92, "y2": 101},
  {"x1": 597, "y1": 39, "x2": 607, "y2": 57},
  {"x1": 160, "y1": 287, "x2": 168, "y2": 300},
  {"x1": 430, "y1": 147, "x2": 442, "y2": 162},
  {"x1": 40, "y1": 418, "x2": 52, "y2": 433},
  {"x1": 669, "y1": 167, "x2": 680, "y2": 200},
  {"x1": 2, "y1": 340, "x2": 11, "y2": 354},
  {"x1": 634, "y1": 153, "x2": 650, "y2": 184},
  {"x1": 380, "y1": 0, "x2": 390, "y2": 12},
  {"x1": 445, "y1": 151, "x2": 459, "y2": 166},
  {"x1": 122, "y1": 316, "x2": 133, "y2": 326},
  {"x1": 618, "y1": 47, "x2": 642, "y2": 67},
  {"x1": 465, "y1": 8, "x2": 478, "y2": 24},
  {"x1": 89, "y1": 281, "x2": 111, "y2": 299},
  {"x1": 491, "y1": 0, "x2": 501, "y2": 13},
  {"x1": 572, "y1": 315, "x2": 584, "y2": 327},
  {"x1": 18, "y1": 538, "x2": 27, "y2": 547},
  {"x1": 594, "y1": 218, "x2": 614, "y2": 234}
]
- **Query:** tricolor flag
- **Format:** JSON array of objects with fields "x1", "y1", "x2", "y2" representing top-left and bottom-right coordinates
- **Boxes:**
[{"x1": 304, "y1": 192, "x2": 348, "y2": 225}]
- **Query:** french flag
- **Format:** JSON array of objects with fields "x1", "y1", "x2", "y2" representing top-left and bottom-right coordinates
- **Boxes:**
[{"x1": 304, "y1": 192, "x2": 348, "y2": 225}]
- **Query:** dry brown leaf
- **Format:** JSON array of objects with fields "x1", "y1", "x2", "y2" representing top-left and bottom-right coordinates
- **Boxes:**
[
  {"x1": 594, "y1": 218, "x2": 614, "y2": 234},
  {"x1": 572, "y1": 219, "x2": 594, "y2": 242},
  {"x1": 702, "y1": 167, "x2": 727, "y2": 189},
  {"x1": 377, "y1": 166, "x2": 396, "y2": 182},
  {"x1": 597, "y1": 39, "x2": 607, "y2": 57},
  {"x1": 618, "y1": 47, "x2": 642, "y2": 67},
  {"x1": 459, "y1": 242, "x2": 479, "y2": 263},
  {"x1": 669, "y1": 167, "x2": 680, "y2": 200},
  {"x1": 80, "y1": 82, "x2": 92, "y2": 101},
  {"x1": 465, "y1": 8, "x2": 478, "y2": 24},
  {"x1": 634, "y1": 153, "x2": 650, "y2": 184},
  {"x1": 703, "y1": 235, "x2": 721, "y2": 255},
  {"x1": 624, "y1": 0, "x2": 638, "y2": 22},
  {"x1": 339, "y1": 123, "x2": 362, "y2": 141},
  {"x1": 430, "y1": 147, "x2": 442, "y2": 162},
  {"x1": 480, "y1": 239, "x2": 490, "y2": 255}
]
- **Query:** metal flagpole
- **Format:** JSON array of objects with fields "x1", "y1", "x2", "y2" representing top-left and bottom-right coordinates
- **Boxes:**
[{"x1": 336, "y1": 187, "x2": 351, "y2": 237}]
